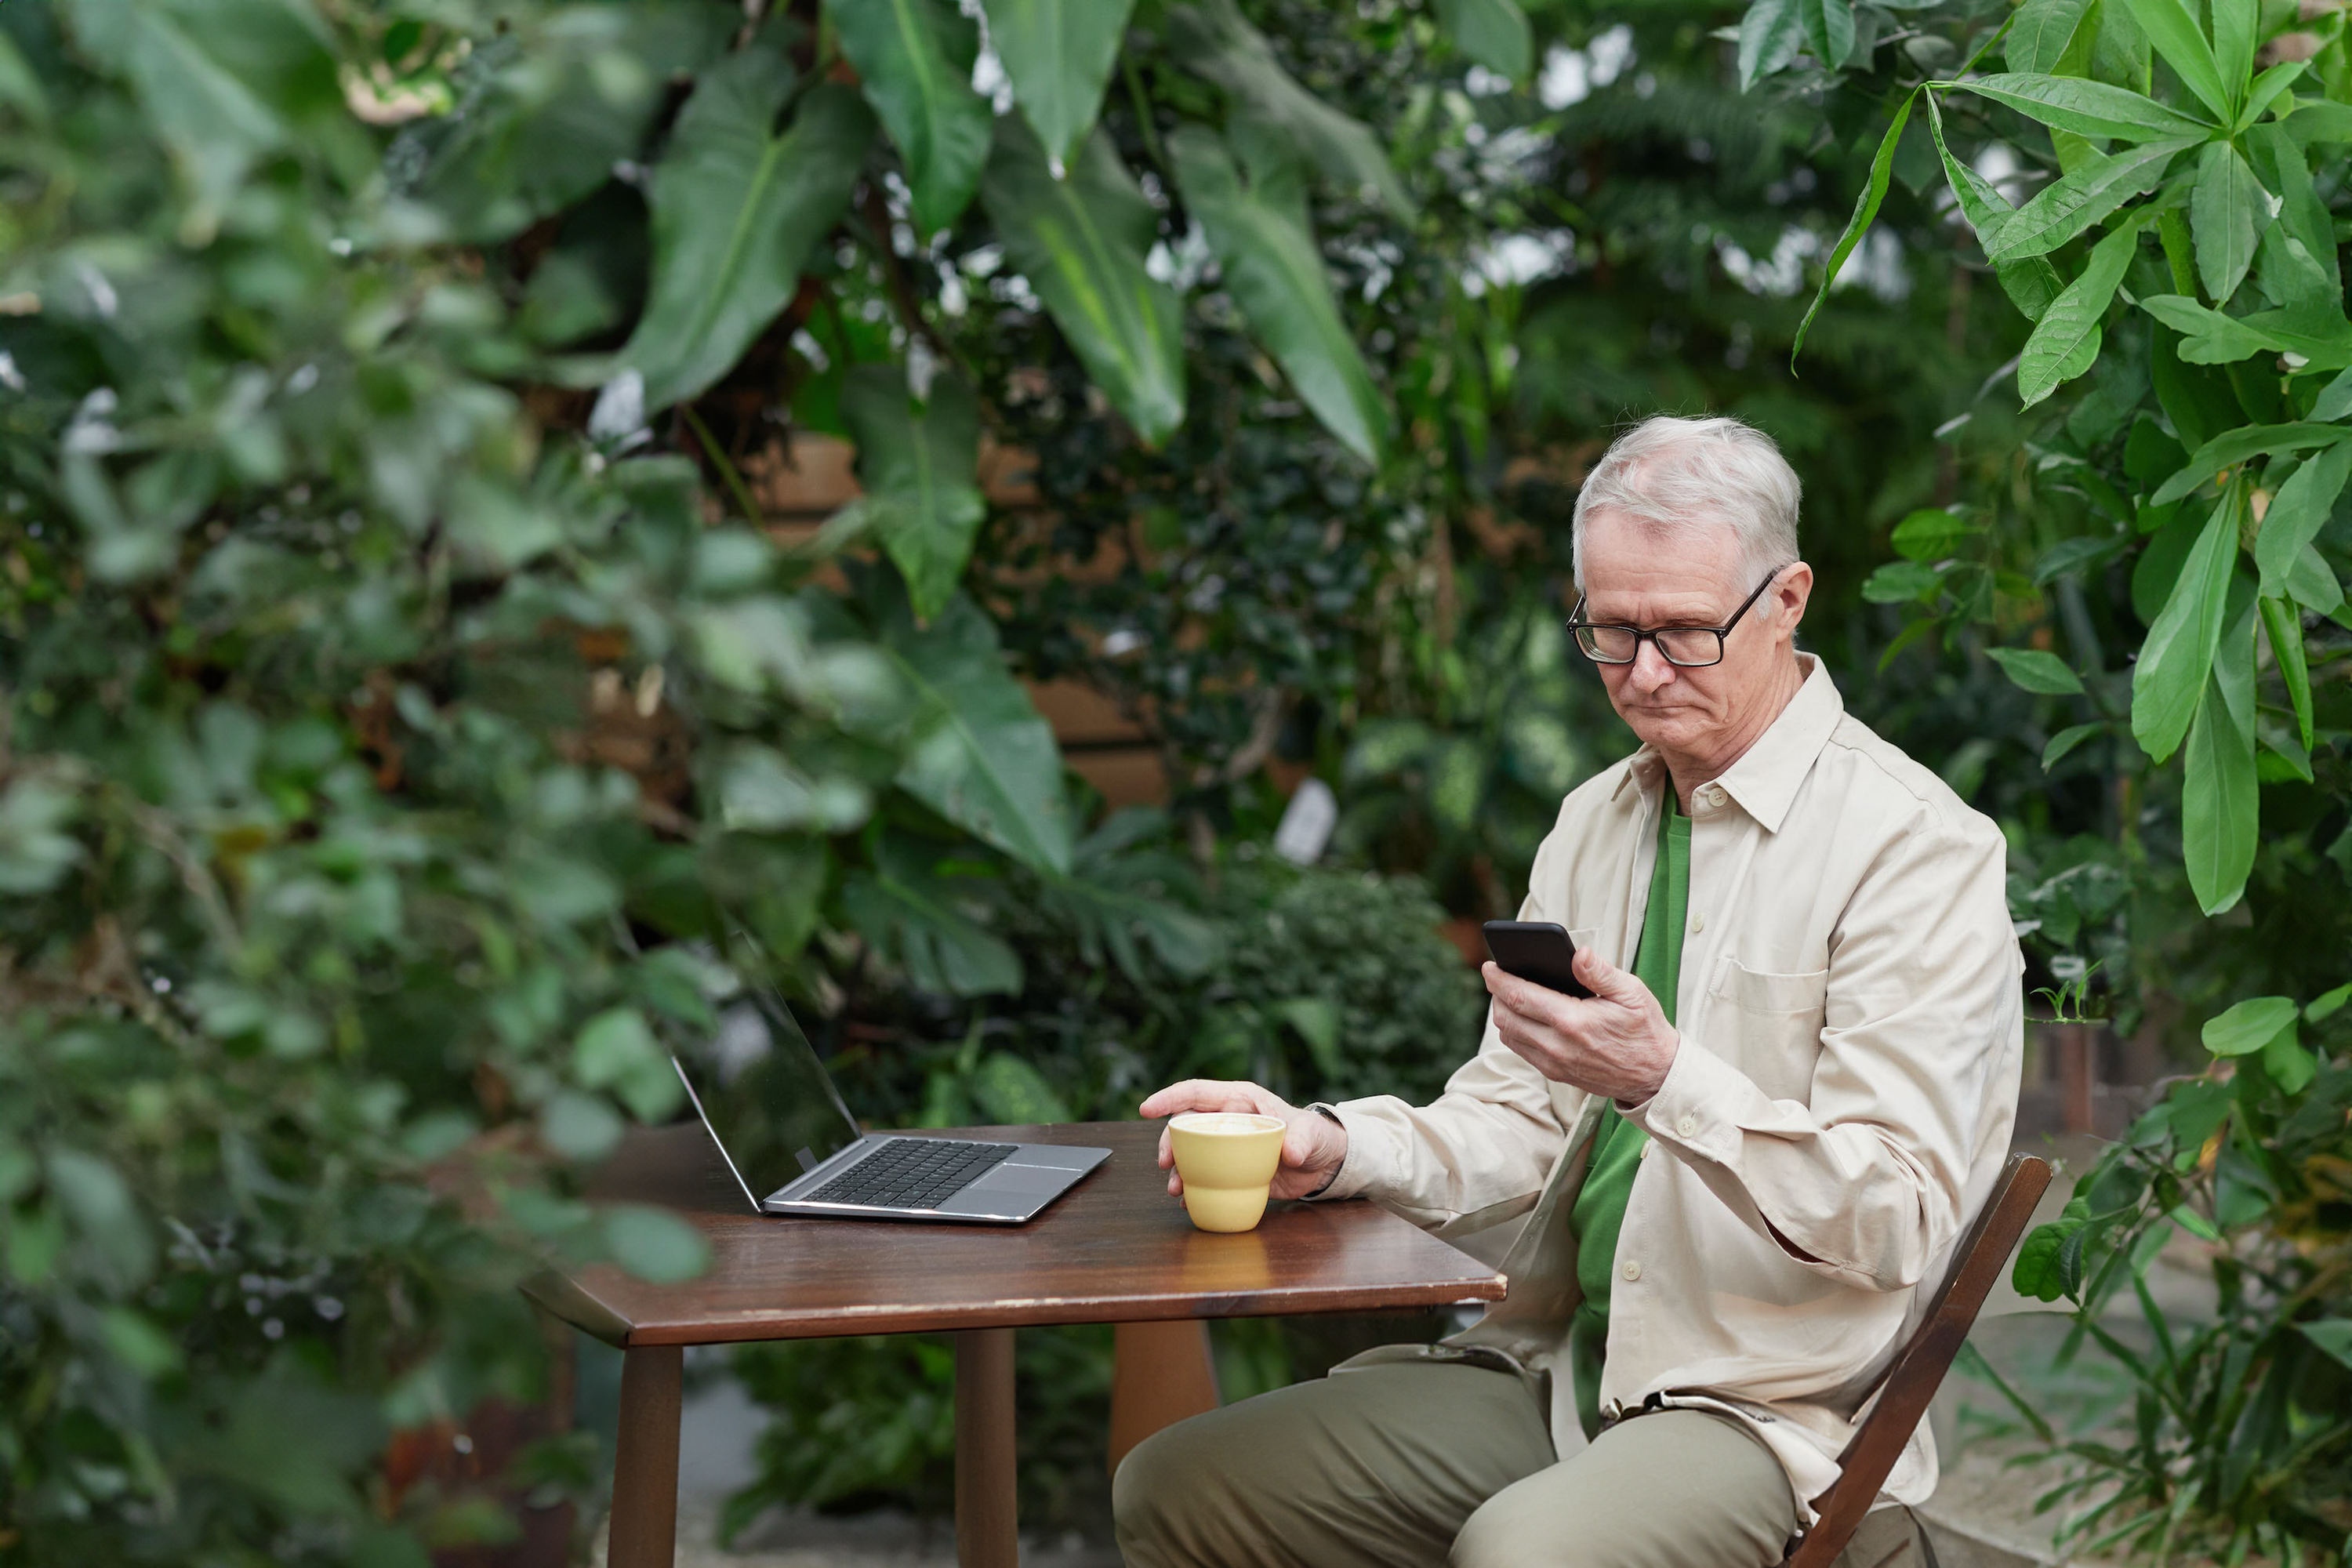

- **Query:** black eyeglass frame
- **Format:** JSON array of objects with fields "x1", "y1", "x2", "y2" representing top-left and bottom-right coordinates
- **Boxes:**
[{"x1": 1566, "y1": 564, "x2": 1791, "y2": 668}]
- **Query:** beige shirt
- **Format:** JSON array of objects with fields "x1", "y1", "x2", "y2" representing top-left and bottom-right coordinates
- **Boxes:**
[{"x1": 1313, "y1": 655, "x2": 2024, "y2": 1518}]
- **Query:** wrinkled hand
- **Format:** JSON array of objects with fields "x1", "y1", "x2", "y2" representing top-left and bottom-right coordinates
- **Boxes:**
[
  {"x1": 1482, "y1": 946, "x2": 1678, "y2": 1103},
  {"x1": 1138, "y1": 1080, "x2": 1348, "y2": 1200}
]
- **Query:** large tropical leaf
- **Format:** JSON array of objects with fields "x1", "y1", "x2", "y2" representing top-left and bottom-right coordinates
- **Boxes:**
[
  {"x1": 979, "y1": 0, "x2": 1135, "y2": 167},
  {"x1": 2152, "y1": 422, "x2": 2344, "y2": 503},
  {"x1": 1982, "y1": 136, "x2": 2200, "y2": 262},
  {"x1": 2130, "y1": 485, "x2": 2241, "y2": 762},
  {"x1": 981, "y1": 119, "x2": 1187, "y2": 447},
  {"x1": 2018, "y1": 211, "x2": 2153, "y2": 408},
  {"x1": 2138, "y1": 294, "x2": 2352, "y2": 365},
  {"x1": 883, "y1": 593, "x2": 1076, "y2": 877},
  {"x1": 1166, "y1": 0, "x2": 1413, "y2": 219},
  {"x1": 828, "y1": 0, "x2": 990, "y2": 235},
  {"x1": 2180, "y1": 583, "x2": 2258, "y2": 915},
  {"x1": 1168, "y1": 127, "x2": 1387, "y2": 464},
  {"x1": 1799, "y1": 0, "x2": 1856, "y2": 66},
  {"x1": 2190, "y1": 140, "x2": 2267, "y2": 304},
  {"x1": 622, "y1": 71, "x2": 875, "y2": 410},
  {"x1": 1438, "y1": 0, "x2": 1533, "y2": 78},
  {"x1": 1926, "y1": 93, "x2": 2064, "y2": 320},
  {"x1": 840, "y1": 366, "x2": 988, "y2": 622},
  {"x1": 2247, "y1": 122, "x2": 2339, "y2": 311},
  {"x1": 1948, "y1": 74, "x2": 2216, "y2": 141},
  {"x1": 842, "y1": 844, "x2": 1024, "y2": 996}
]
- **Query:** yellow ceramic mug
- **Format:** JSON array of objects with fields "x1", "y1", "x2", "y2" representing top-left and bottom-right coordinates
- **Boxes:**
[{"x1": 1168, "y1": 1112, "x2": 1287, "y2": 1232}]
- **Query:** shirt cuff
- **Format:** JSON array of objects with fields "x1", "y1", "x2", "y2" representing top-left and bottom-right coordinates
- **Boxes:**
[
  {"x1": 1301, "y1": 1101, "x2": 1389, "y2": 1202},
  {"x1": 1624, "y1": 1033, "x2": 1752, "y2": 1166}
]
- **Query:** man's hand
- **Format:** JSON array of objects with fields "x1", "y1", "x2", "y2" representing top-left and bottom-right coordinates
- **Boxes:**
[
  {"x1": 1138, "y1": 1080, "x2": 1348, "y2": 1200},
  {"x1": 1482, "y1": 946, "x2": 1679, "y2": 1103}
]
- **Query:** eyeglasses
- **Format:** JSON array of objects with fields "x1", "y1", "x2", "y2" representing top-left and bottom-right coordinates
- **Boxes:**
[{"x1": 1566, "y1": 566, "x2": 1790, "y2": 668}]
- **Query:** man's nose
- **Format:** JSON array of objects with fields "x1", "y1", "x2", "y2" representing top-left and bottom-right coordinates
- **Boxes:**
[{"x1": 1629, "y1": 638, "x2": 1678, "y2": 691}]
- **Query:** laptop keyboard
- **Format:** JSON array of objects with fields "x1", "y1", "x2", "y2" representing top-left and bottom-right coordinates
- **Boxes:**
[{"x1": 803, "y1": 1138, "x2": 1019, "y2": 1210}]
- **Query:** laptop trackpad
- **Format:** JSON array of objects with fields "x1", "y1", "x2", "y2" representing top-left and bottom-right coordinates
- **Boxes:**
[{"x1": 964, "y1": 1163, "x2": 1069, "y2": 1200}]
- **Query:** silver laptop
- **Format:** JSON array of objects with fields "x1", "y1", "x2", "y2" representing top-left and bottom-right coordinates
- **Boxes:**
[{"x1": 671, "y1": 958, "x2": 1109, "y2": 1224}]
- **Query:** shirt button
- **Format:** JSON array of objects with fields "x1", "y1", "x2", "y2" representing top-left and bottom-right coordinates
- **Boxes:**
[
  {"x1": 1675, "y1": 1113, "x2": 1698, "y2": 1137},
  {"x1": 1639, "y1": 1140, "x2": 1655, "y2": 1160},
  {"x1": 1700, "y1": 785, "x2": 1723, "y2": 807},
  {"x1": 1621, "y1": 1259, "x2": 1642, "y2": 1283},
  {"x1": 1689, "y1": 911, "x2": 1705, "y2": 934}
]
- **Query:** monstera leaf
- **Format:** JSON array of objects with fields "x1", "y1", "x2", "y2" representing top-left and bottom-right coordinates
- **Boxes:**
[
  {"x1": 981, "y1": 119, "x2": 1186, "y2": 447},
  {"x1": 621, "y1": 65, "x2": 874, "y2": 409},
  {"x1": 1169, "y1": 127, "x2": 1387, "y2": 464}
]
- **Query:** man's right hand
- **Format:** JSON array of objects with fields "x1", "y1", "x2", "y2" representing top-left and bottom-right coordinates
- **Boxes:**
[{"x1": 1138, "y1": 1080, "x2": 1349, "y2": 1200}]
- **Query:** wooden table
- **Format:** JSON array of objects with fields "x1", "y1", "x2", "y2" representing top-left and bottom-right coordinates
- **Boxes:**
[{"x1": 527, "y1": 1120, "x2": 1508, "y2": 1568}]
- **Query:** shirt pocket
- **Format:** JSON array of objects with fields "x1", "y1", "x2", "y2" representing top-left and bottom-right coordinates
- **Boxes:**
[{"x1": 1708, "y1": 956, "x2": 1829, "y2": 1103}]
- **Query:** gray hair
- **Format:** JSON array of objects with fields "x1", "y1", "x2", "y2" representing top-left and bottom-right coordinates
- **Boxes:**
[{"x1": 1570, "y1": 416, "x2": 1802, "y2": 589}]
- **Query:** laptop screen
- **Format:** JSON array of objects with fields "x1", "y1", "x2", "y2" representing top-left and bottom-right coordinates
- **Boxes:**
[{"x1": 673, "y1": 975, "x2": 864, "y2": 1208}]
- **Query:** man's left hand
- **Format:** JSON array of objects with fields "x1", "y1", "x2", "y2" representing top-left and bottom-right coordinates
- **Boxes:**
[{"x1": 1482, "y1": 946, "x2": 1678, "y2": 1104}]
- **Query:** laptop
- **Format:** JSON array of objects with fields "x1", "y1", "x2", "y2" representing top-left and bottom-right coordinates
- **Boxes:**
[{"x1": 671, "y1": 956, "x2": 1111, "y2": 1224}]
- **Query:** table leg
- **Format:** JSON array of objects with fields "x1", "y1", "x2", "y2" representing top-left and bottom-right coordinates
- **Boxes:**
[
  {"x1": 608, "y1": 1343, "x2": 682, "y2": 1568},
  {"x1": 954, "y1": 1327, "x2": 1018, "y2": 1568},
  {"x1": 1108, "y1": 1320, "x2": 1221, "y2": 1475}
]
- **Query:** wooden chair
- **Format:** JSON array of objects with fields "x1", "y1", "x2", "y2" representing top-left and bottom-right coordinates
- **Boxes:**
[{"x1": 1782, "y1": 1152, "x2": 2056, "y2": 1568}]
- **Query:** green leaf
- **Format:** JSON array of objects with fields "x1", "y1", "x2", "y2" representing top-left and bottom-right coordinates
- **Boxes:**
[
  {"x1": 841, "y1": 367, "x2": 989, "y2": 619},
  {"x1": 884, "y1": 593, "x2": 1076, "y2": 876},
  {"x1": 1167, "y1": 0, "x2": 1414, "y2": 219},
  {"x1": 621, "y1": 72, "x2": 875, "y2": 410},
  {"x1": 1890, "y1": 507, "x2": 1980, "y2": 560},
  {"x1": 2043, "y1": 722, "x2": 2105, "y2": 770},
  {"x1": 829, "y1": 0, "x2": 989, "y2": 235},
  {"x1": 2304, "y1": 982, "x2": 2352, "y2": 1023},
  {"x1": 0, "y1": 29, "x2": 49, "y2": 124},
  {"x1": 2013, "y1": 1219, "x2": 2078, "y2": 1301},
  {"x1": 574, "y1": 1007, "x2": 684, "y2": 1123},
  {"x1": 2259, "y1": 594, "x2": 2314, "y2": 751},
  {"x1": 2299, "y1": 1320, "x2": 2352, "y2": 1371},
  {"x1": 2249, "y1": 122, "x2": 2336, "y2": 301},
  {"x1": 2312, "y1": 367, "x2": 2352, "y2": 422},
  {"x1": 1926, "y1": 92, "x2": 2065, "y2": 319},
  {"x1": 2153, "y1": 423, "x2": 2344, "y2": 504},
  {"x1": 2018, "y1": 211, "x2": 2152, "y2": 408},
  {"x1": 2180, "y1": 584, "x2": 2258, "y2": 915},
  {"x1": 0, "y1": 777, "x2": 85, "y2": 894},
  {"x1": 2287, "y1": 544, "x2": 2345, "y2": 613},
  {"x1": 2129, "y1": 488, "x2": 2239, "y2": 762},
  {"x1": 1794, "y1": 89, "x2": 1916, "y2": 361},
  {"x1": 2116, "y1": 0, "x2": 2231, "y2": 123},
  {"x1": 1982, "y1": 136, "x2": 2199, "y2": 263},
  {"x1": 970, "y1": 1052, "x2": 1075, "y2": 1124},
  {"x1": 2005, "y1": 0, "x2": 2095, "y2": 73},
  {"x1": 2190, "y1": 140, "x2": 2267, "y2": 304},
  {"x1": 982, "y1": 120, "x2": 1187, "y2": 448},
  {"x1": 100, "y1": 1306, "x2": 183, "y2": 1377},
  {"x1": 2263, "y1": 1029, "x2": 2317, "y2": 1093},
  {"x1": 2201, "y1": 994, "x2": 2299, "y2": 1055},
  {"x1": 1800, "y1": 0, "x2": 1856, "y2": 64},
  {"x1": 2138, "y1": 292, "x2": 2307, "y2": 363},
  {"x1": 2236, "y1": 61, "x2": 2304, "y2": 133},
  {"x1": 603, "y1": 1205, "x2": 711, "y2": 1283},
  {"x1": 2209, "y1": 0, "x2": 2255, "y2": 118},
  {"x1": 1862, "y1": 559, "x2": 1944, "y2": 602},
  {"x1": 1437, "y1": 0, "x2": 1532, "y2": 79},
  {"x1": 1951, "y1": 74, "x2": 2216, "y2": 142},
  {"x1": 840, "y1": 850, "x2": 1025, "y2": 996},
  {"x1": 2253, "y1": 435, "x2": 2352, "y2": 593},
  {"x1": 1169, "y1": 128, "x2": 1388, "y2": 464},
  {"x1": 716, "y1": 743, "x2": 873, "y2": 833},
  {"x1": 1987, "y1": 647, "x2": 2086, "y2": 695},
  {"x1": 407, "y1": 6, "x2": 731, "y2": 243},
  {"x1": 978, "y1": 0, "x2": 1135, "y2": 168},
  {"x1": 1739, "y1": 0, "x2": 1806, "y2": 89}
]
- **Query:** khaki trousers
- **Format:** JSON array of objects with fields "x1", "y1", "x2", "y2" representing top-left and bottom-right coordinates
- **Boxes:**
[{"x1": 1112, "y1": 1359, "x2": 1930, "y2": 1568}]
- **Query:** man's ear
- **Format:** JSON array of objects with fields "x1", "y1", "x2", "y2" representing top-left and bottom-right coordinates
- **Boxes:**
[{"x1": 1776, "y1": 561, "x2": 1814, "y2": 634}]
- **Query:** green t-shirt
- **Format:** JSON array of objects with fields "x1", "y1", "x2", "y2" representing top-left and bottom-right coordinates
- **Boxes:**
[{"x1": 1565, "y1": 790, "x2": 1687, "y2": 1440}]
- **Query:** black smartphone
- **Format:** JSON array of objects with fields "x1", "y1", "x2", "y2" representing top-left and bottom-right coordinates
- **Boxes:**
[{"x1": 1481, "y1": 920, "x2": 1594, "y2": 999}]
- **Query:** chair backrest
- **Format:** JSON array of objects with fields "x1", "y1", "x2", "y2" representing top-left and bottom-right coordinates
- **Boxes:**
[{"x1": 1780, "y1": 1152, "x2": 2054, "y2": 1568}]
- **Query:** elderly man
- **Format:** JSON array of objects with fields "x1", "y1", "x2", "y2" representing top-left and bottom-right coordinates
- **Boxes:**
[{"x1": 1117, "y1": 416, "x2": 2023, "y2": 1568}]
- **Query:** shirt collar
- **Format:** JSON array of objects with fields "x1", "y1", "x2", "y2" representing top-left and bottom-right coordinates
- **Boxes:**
[{"x1": 1608, "y1": 654, "x2": 1845, "y2": 833}]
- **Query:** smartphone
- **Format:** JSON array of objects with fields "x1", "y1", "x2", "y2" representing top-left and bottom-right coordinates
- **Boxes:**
[{"x1": 1481, "y1": 920, "x2": 1594, "y2": 999}]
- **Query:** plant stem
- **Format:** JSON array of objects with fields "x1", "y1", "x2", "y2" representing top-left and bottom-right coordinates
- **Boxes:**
[{"x1": 682, "y1": 403, "x2": 763, "y2": 525}]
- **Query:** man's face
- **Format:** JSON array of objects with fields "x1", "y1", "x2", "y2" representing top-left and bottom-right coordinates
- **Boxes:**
[{"x1": 1577, "y1": 509, "x2": 1812, "y2": 761}]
